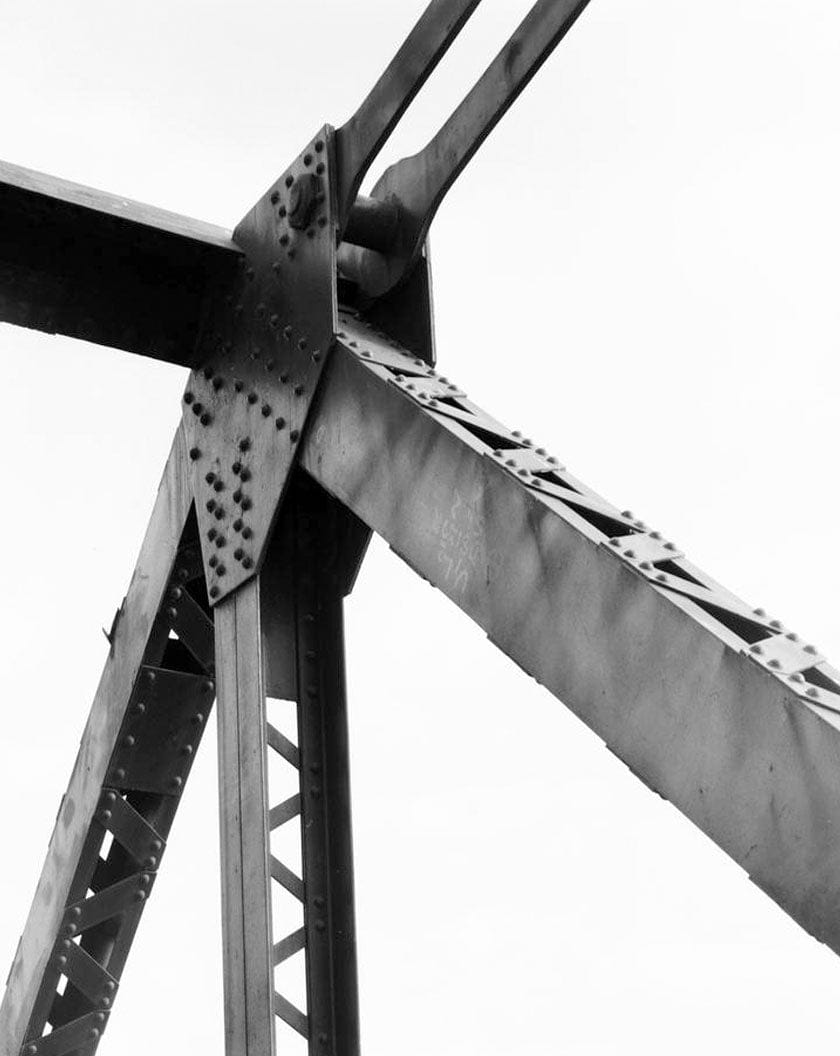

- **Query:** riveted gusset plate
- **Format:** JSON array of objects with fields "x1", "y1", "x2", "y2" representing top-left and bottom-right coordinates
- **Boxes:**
[
  {"x1": 105, "y1": 667, "x2": 214, "y2": 795},
  {"x1": 182, "y1": 127, "x2": 338, "y2": 603}
]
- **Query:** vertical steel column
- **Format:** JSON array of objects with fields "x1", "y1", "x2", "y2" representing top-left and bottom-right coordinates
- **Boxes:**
[
  {"x1": 292, "y1": 482, "x2": 360, "y2": 1056},
  {"x1": 215, "y1": 580, "x2": 276, "y2": 1056},
  {"x1": 215, "y1": 474, "x2": 362, "y2": 1056}
]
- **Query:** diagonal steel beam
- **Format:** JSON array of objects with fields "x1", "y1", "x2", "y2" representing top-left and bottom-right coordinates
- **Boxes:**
[
  {"x1": 299, "y1": 313, "x2": 840, "y2": 957},
  {"x1": 0, "y1": 425, "x2": 216, "y2": 1056},
  {"x1": 0, "y1": 159, "x2": 240, "y2": 364}
]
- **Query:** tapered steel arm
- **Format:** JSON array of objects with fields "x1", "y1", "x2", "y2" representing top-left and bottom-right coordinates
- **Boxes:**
[
  {"x1": 339, "y1": 0, "x2": 593, "y2": 296},
  {"x1": 0, "y1": 159, "x2": 241, "y2": 364},
  {"x1": 334, "y1": 0, "x2": 483, "y2": 231},
  {"x1": 300, "y1": 315, "x2": 840, "y2": 955}
]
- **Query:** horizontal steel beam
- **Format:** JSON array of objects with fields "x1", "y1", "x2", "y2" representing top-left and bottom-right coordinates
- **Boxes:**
[
  {"x1": 0, "y1": 159, "x2": 241, "y2": 365},
  {"x1": 300, "y1": 314, "x2": 840, "y2": 956}
]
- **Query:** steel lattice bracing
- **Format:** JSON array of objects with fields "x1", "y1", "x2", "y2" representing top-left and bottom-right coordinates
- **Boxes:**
[{"x1": 0, "y1": 0, "x2": 838, "y2": 1053}]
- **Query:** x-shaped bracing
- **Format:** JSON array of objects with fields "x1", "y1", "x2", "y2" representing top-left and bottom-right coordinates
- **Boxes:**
[{"x1": 3, "y1": 2, "x2": 840, "y2": 1054}]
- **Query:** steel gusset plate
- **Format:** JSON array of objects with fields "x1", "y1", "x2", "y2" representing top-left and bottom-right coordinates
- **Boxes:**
[
  {"x1": 105, "y1": 666, "x2": 215, "y2": 795},
  {"x1": 182, "y1": 128, "x2": 338, "y2": 603}
]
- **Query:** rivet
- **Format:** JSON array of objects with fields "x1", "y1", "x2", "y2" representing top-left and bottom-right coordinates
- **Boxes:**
[
  {"x1": 640, "y1": 561, "x2": 652, "y2": 570},
  {"x1": 768, "y1": 659, "x2": 781, "y2": 669},
  {"x1": 114, "y1": 768, "x2": 126, "y2": 780},
  {"x1": 316, "y1": 162, "x2": 325, "y2": 176},
  {"x1": 234, "y1": 548, "x2": 243, "y2": 560},
  {"x1": 807, "y1": 687, "x2": 819, "y2": 698},
  {"x1": 290, "y1": 429, "x2": 300, "y2": 442},
  {"x1": 790, "y1": 673, "x2": 804, "y2": 683},
  {"x1": 203, "y1": 366, "x2": 213, "y2": 380},
  {"x1": 124, "y1": 735, "x2": 135, "y2": 748},
  {"x1": 206, "y1": 499, "x2": 216, "y2": 512},
  {"x1": 750, "y1": 644, "x2": 764, "y2": 655},
  {"x1": 181, "y1": 744, "x2": 194, "y2": 756},
  {"x1": 240, "y1": 468, "x2": 251, "y2": 482},
  {"x1": 183, "y1": 391, "x2": 194, "y2": 405},
  {"x1": 247, "y1": 392, "x2": 258, "y2": 405},
  {"x1": 278, "y1": 205, "x2": 287, "y2": 218},
  {"x1": 217, "y1": 564, "x2": 227, "y2": 576},
  {"x1": 134, "y1": 891, "x2": 147, "y2": 903},
  {"x1": 242, "y1": 557, "x2": 253, "y2": 569},
  {"x1": 315, "y1": 139, "x2": 324, "y2": 153},
  {"x1": 239, "y1": 438, "x2": 251, "y2": 452},
  {"x1": 312, "y1": 350, "x2": 322, "y2": 362},
  {"x1": 200, "y1": 413, "x2": 211, "y2": 426},
  {"x1": 304, "y1": 152, "x2": 313, "y2": 166},
  {"x1": 261, "y1": 404, "x2": 271, "y2": 417},
  {"x1": 315, "y1": 919, "x2": 326, "y2": 932},
  {"x1": 294, "y1": 385, "x2": 304, "y2": 396},
  {"x1": 298, "y1": 337, "x2": 307, "y2": 350},
  {"x1": 212, "y1": 377, "x2": 223, "y2": 391},
  {"x1": 621, "y1": 510, "x2": 633, "y2": 519},
  {"x1": 232, "y1": 461, "x2": 241, "y2": 475},
  {"x1": 280, "y1": 233, "x2": 290, "y2": 246},
  {"x1": 135, "y1": 702, "x2": 145, "y2": 715},
  {"x1": 205, "y1": 472, "x2": 216, "y2": 484},
  {"x1": 203, "y1": 680, "x2": 215, "y2": 694},
  {"x1": 270, "y1": 190, "x2": 279, "y2": 205},
  {"x1": 233, "y1": 518, "x2": 243, "y2": 531},
  {"x1": 753, "y1": 608, "x2": 767, "y2": 617},
  {"x1": 214, "y1": 506, "x2": 225, "y2": 520},
  {"x1": 241, "y1": 497, "x2": 252, "y2": 511},
  {"x1": 192, "y1": 713, "x2": 205, "y2": 726},
  {"x1": 233, "y1": 489, "x2": 243, "y2": 503},
  {"x1": 213, "y1": 480, "x2": 224, "y2": 492},
  {"x1": 210, "y1": 586, "x2": 219, "y2": 598},
  {"x1": 192, "y1": 402, "x2": 203, "y2": 416},
  {"x1": 216, "y1": 536, "x2": 226, "y2": 549},
  {"x1": 242, "y1": 526, "x2": 253, "y2": 539},
  {"x1": 770, "y1": 619, "x2": 783, "y2": 630},
  {"x1": 209, "y1": 555, "x2": 218, "y2": 568},
  {"x1": 189, "y1": 447, "x2": 201, "y2": 461},
  {"x1": 285, "y1": 175, "x2": 294, "y2": 188},
  {"x1": 656, "y1": 573, "x2": 668, "y2": 583},
  {"x1": 234, "y1": 380, "x2": 244, "y2": 393},
  {"x1": 287, "y1": 248, "x2": 295, "y2": 259},
  {"x1": 170, "y1": 776, "x2": 183, "y2": 790},
  {"x1": 805, "y1": 645, "x2": 818, "y2": 655},
  {"x1": 283, "y1": 325, "x2": 293, "y2": 340}
]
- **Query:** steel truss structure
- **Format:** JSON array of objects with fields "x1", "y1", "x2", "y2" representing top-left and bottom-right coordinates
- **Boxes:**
[{"x1": 2, "y1": 1, "x2": 840, "y2": 1054}]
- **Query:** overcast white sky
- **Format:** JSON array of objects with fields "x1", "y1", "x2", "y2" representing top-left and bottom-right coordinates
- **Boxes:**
[{"x1": 1, "y1": 2, "x2": 840, "y2": 1053}]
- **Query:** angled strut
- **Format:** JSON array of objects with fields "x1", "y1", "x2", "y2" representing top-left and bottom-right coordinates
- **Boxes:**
[{"x1": 339, "y1": 0, "x2": 593, "y2": 297}]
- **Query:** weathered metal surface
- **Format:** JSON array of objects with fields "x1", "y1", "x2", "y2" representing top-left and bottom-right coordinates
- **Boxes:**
[
  {"x1": 182, "y1": 128, "x2": 338, "y2": 604},
  {"x1": 300, "y1": 314, "x2": 840, "y2": 955},
  {"x1": 0, "y1": 159, "x2": 240, "y2": 364},
  {"x1": 338, "y1": 0, "x2": 592, "y2": 298},
  {"x1": 0, "y1": 429, "x2": 217, "y2": 1055}
]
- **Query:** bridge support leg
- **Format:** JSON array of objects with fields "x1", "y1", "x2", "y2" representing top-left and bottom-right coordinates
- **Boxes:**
[{"x1": 215, "y1": 474, "x2": 362, "y2": 1056}]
